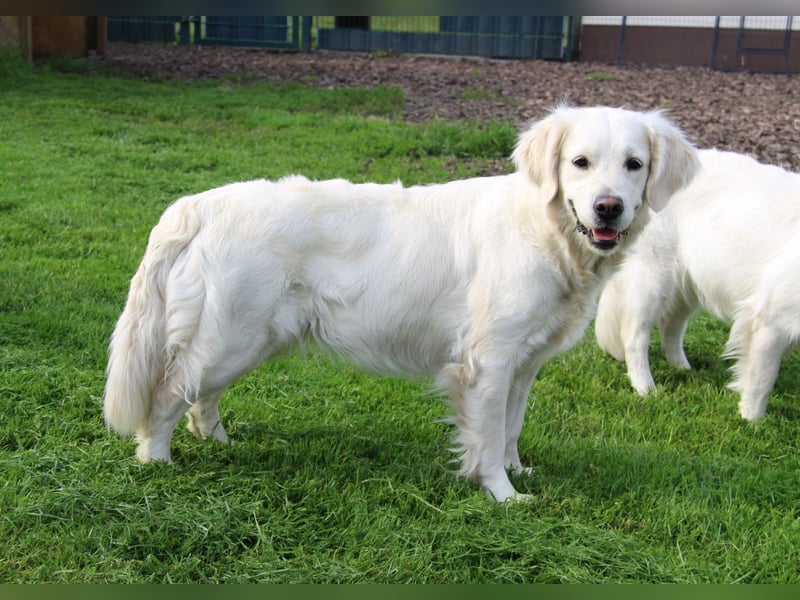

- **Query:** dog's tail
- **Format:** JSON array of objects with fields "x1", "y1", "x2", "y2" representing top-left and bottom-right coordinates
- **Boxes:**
[
  {"x1": 594, "y1": 270, "x2": 628, "y2": 363},
  {"x1": 104, "y1": 197, "x2": 203, "y2": 436}
]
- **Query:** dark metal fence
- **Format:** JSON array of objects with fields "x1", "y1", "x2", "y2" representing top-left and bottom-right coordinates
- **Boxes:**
[
  {"x1": 108, "y1": 16, "x2": 300, "y2": 49},
  {"x1": 107, "y1": 16, "x2": 575, "y2": 61},
  {"x1": 314, "y1": 16, "x2": 573, "y2": 60},
  {"x1": 725, "y1": 16, "x2": 795, "y2": 73},
  {"x1": 198, "y1": 17, "x2": 299, "y2": 49},
  {"x1": 107, "y1": 16, "x2": 181, "y2": 44},
  {"x1": 107, "y1": 16, "x2": 799, "y2": 72}
]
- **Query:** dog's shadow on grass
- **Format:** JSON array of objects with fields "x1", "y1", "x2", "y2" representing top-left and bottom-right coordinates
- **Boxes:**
[
  {"x1": 161, "y1": 367, "x2": 799, "y2": 508},
  {"x1": 651, "y1": 349, "x2": 800, "y2": 421},
  {"x1": 169, "y1": 417, "x2": 457, "y2": 501}
]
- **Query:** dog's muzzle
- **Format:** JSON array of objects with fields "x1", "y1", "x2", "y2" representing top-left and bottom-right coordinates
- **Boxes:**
[{"x1": 569, "y1": 197, "x2": 629, "y2": 251}]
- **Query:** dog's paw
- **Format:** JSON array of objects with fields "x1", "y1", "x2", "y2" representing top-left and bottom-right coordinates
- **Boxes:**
[
  {"x1": 134, "y1": 439, "x2": 172, "y2": 464},
  {"x1": 186, "y1": 413, "x2": 229, "y2": 443},
  {"x1": 631, "y1": 380, "x2": 657, "y2": 396},
  {"x1": 738, "y1": 400, "x2": 767, "y2": 422},
  {"x1": 212, "y1": 423, "x2": 229, "y2": 444},
  {"x1": 483, "y1": 482, "x2": 535, "y2": 503},
  {"x1": 505, "y1": 492, "x2": 535, "y2": 504},
  {"x1": 507, "y1": 464, "x2": 535, "y2": 476}
]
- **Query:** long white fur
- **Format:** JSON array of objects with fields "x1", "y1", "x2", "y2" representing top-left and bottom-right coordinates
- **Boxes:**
[
  {"x1": 596, "y1": 148, "x2": 800, "y2": 421},
  {"x1": 104, "y1": 106, "x2": 698, "y2": 502}
]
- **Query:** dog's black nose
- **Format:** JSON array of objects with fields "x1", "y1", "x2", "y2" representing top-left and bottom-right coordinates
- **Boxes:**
[{"x1": 593, "y1": 195, "x2": 624, "y2": 220}]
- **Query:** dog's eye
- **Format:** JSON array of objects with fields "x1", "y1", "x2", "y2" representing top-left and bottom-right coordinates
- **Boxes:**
[
  {"x1": 572, "y1": 156, "x2": 590, "y2": 169},
  {"x1": 625, "y1": 157, "x2": 644, "y2": 171}
]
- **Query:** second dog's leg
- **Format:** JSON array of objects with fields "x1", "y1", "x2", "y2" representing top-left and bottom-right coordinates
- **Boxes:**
[
  {"x1": 660, "y1": 301, "x2": 695, "y2": 370},
  {"x1": 730, "y1": 319, "x2": 786, "y2": 421},
  {"x1": 623, "y1": 317, "x2": 657, "y2": 395}
]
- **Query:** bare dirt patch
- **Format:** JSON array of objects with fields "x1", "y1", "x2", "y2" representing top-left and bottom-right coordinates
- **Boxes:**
[{"x1": 94, "y1": 42, "x2": 800, "y2": 170}]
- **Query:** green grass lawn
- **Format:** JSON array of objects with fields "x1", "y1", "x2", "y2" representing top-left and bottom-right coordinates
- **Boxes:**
[{"x1": 1, "y1": 54, "x2": 799, "y2": 583}]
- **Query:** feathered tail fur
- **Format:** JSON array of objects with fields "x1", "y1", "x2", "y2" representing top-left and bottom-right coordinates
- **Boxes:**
[{"x1": 103, "y1": 196, "x2": 202, "y2": 436}]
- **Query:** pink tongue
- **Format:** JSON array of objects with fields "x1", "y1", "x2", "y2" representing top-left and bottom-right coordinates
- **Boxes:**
[{"x1": 593, "y1": 228, "x2": 618, "y2": 242}]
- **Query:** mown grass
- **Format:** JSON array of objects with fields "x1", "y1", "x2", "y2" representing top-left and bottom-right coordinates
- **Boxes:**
[{"x1": 1, "y1": 57, "x2": 799, "y2": 583}]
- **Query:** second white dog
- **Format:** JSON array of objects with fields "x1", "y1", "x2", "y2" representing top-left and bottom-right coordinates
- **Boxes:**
[
  {"x1": 596, "y1": 148, "x2": 800, "y2": 421},
  {"x1": 104, "y1": 106, "x2": 698, "y2": 502}
]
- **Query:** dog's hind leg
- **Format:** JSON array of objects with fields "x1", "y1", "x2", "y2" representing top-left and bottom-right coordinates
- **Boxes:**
[
  {"x1": 186, "y1": 390, "x2": 228, "y2": 443},
  {"x1": 135, "y1": 383, "x2": 192, "y2": 463},
  {"x1": 728, "y1": 318, "x2": 786, "y2": 421}
]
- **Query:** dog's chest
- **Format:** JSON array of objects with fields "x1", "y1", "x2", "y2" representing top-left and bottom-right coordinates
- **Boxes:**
[{"x1": 541, "y1": 286, "x2": 596, "y2": 353}]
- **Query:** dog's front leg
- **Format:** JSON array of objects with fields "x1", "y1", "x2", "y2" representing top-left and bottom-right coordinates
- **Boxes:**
[
  {"x1": 659, "y1": 301, "x2": 695, "y2": 371},
  {"x1": 623, "y1": 318, "x2": 658, "y2": 395},
  {"x1": 454, "y1": 367, "x2": 530, "y2": 502}
]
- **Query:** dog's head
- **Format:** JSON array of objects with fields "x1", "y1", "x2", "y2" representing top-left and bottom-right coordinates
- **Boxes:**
[{"x1": 512, "y1": 105, "x2": 699, "y2": 255}]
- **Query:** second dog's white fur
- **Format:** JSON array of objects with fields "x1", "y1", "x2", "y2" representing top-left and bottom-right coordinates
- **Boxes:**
[
  {"x1": 104, "y1": 106, "x2": 698, "y2": 502},
  {"x1": 596, "y1": 148, "x2": 800, "y2": 421}
]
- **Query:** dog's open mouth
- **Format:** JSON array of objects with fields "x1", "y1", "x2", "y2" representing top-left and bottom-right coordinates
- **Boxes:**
[
  {"x1": 588, "y1": 227, "x2": 622, "y2": 249},
  {"x1": 569, "y1": 201, "x2": 627, "y2": 251}
]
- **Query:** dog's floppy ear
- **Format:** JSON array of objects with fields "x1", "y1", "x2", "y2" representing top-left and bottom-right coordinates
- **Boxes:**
[
  {"x1": 512, "y1": 109, "x2": 568, "y2": 202},
  {"x1": 644, "y1": 111, "x2": 700, "y2": 211}
]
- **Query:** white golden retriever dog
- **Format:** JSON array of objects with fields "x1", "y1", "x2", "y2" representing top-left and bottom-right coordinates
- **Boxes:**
[
  {"x1": 104, "y1": 106, "x2": 698, "y2": 502},
  {"x1": 596, "y1": 148, "x2": 800, "y2": 421}
]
